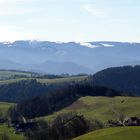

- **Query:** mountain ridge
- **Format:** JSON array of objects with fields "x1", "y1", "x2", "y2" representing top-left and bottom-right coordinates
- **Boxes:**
[{"x1": 0, "y1": 41, "x2": 140, "y2": 74}]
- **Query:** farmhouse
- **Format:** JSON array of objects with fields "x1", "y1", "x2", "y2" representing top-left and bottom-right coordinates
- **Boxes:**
[
  {"x1": 125, "y1": 117, "x2": 140, "y2": 126},
  {"x1": 15, "y1": 122, "x2": 37, "y2": 133}
]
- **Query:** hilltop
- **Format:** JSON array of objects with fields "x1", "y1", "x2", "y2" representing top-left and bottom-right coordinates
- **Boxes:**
[
  {"x1": 43, "y1": 96, "x2": 140, "y2": 122},
  {"x1": 91, "y1": 65, "x2": 140, "y2": 96}
]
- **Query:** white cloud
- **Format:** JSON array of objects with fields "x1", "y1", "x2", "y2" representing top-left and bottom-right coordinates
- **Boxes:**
[
  {"x1": 0, "y1": 2, "x2": 25, "y2": 16},
  {"x1": 0, "y1": 25, "x2": 38, "y2": 41},
  {"x1": 0, "y1": 7, "x2": 34, "y2": 16},
  {"x1": 0, "y1": 0, "x2": 26, "y2": 4},
  {"x1": 0, "y1": 0, "x2": 56, "y2": 3},
  {"x1": 28, "y1": 17, "x2": 78, "y2": 24},
  {"x1": 29, "y1": 18, "x2": 66, "y2": 23},
  {"x1": 83, "y1": 4, "x2": 107, "y2": 18},
  {"x1": 0, "y1": 0, "x2": 42, "y2": 16}
]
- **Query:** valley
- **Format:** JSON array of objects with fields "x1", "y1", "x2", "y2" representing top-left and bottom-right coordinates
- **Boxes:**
[
  {"x1": 0, "y1": 67, "x2": 140, "y2": 140},
  {"x1": 0, "y1": 0, "x2": 139, "y2": 139}
]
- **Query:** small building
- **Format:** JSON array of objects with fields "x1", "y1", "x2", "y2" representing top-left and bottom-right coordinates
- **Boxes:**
[
  {"x1": 0, "y1": 118, "x2": 6, "y2": 124},
  {"x1": 15, "y1": 122, "x2": 37, "y2": 133},
  {"x1": 125, "y1": 117, "x2": 140, "y2": 126}
]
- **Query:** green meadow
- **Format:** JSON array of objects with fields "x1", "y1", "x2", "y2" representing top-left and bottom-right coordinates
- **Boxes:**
[
  {"x1": 0, "y1": 125, "x2": 24, "y2": 140},
  {"x1": 73, "y1": 126, "x2": 140, "y2": 140},
  {"x1": 0, "y1": 102, "x2": 15, "y2": 118},
  {"x1": 43, "y1": 96, "x2": 140, "y2": 122}
]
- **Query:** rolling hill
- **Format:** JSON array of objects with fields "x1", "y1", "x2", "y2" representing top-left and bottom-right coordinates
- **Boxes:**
[
  {"x1": 0, "y1": 69, "x2": 34, "y2": 80},
  {"x1": 92, "y1": 65, "x2": 140, "y2": 96},
  {"x1": 0, "y1": 125, "x2": 24, "y2": 140},
  {"x1": 73, "y1": 126, "x2": 140, "y2": 140},
  {"x1": 0, "y1": 102, "x2": 14, "y2": 118},
  {"x1": 0, "y1": 97, "x2": 140, "y2": 140},
  {"x1": 0, "y1": 76, "x2": 88, "y2": 102},
  {"x1": 43, "y1": 96, "x2": 140, "y2": 122},
  {"x1": 0, "y1": 74, "x2": 87, "y2": 85}
]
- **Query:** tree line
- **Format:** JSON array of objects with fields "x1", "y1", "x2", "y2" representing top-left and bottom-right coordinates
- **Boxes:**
[
  {"x1": 15, "y1": 82, "x2": 124, "y2": 119},
  {"x1": 0, "y1": 79, "x2": 68, "y2": 102}
]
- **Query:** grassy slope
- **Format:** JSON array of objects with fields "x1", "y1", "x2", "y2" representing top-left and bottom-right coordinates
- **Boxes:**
[
  {"x1": 0, "y1": 125, "x2": 24, "y2": 140},
  {"x1": 42, "y1": 96, "x2": 140, "y2": 122},
  {"x1": 0, "y1": 78, "x2": 28, "y2": 85},
  {"x1": 0, "y1": 102, "x2": 24, "y2": 140},
  {"x1": 0, "y1": 102, "x2": 15, "y2": 117},
  {"x1": 37, "y1": 76, "x2": 87, "y2": 84},
  {"x1": 0, "y1": 70, "x2": 32, "y2": 85},
  {"x1": 73, "y1": 126, "x2": 140, "y2": 140},
  {"x1": 0, "y1": 70, "x2": 31, "y2": 78},
  {"x1": 0, "y1": 76, "x2": 87, "y2": 85}
]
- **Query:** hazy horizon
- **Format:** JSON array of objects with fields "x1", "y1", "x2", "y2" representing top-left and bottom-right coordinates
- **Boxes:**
[{"x1": 1, "y1": 40, "x2": 140, "y2": 44}]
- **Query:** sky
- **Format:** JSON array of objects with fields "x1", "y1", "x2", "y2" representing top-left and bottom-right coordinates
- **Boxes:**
[{"x1": 0, "y1": 0, "x2": 140, "y2": 42}]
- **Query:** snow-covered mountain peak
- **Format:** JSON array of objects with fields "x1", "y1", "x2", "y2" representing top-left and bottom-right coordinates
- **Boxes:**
[{"x1": 79, "y1": 42, "x2": 98, "y2": 48}]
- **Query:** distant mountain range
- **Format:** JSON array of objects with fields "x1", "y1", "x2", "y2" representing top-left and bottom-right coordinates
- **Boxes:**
[{"x1": 0, "y1": 40, "x2": 140, "y2": 74}]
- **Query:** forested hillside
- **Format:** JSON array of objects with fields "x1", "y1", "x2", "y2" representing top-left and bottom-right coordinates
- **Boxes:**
[
  {"x1": 91, "y1": 65, "x2": 140, "y2": 96},
  {"x1": 0, "y1": 79, "x2": 66, "y2": 102},
  {"x1": 16, "y1": 83, "x2": 123, "y2": 119}
]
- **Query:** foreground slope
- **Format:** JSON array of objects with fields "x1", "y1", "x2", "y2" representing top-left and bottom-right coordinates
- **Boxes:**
[
  {"x1": 45, "y1": 96, "x2": 140, "y2": 121},
  {"x1": 0, "y1": 102, "x2": 14, "y2": 117},
  {"x1": 73, "y1": 126, "x2": 140, "y2": 140},
  {"x1": 0, "y1": 125, "x2": 24, "y2": 140}
]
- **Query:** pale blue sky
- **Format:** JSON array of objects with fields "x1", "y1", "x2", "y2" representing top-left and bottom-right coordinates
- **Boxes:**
[{"x1": 0, "y1": 0, "x2": 140, "y2": 42}]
